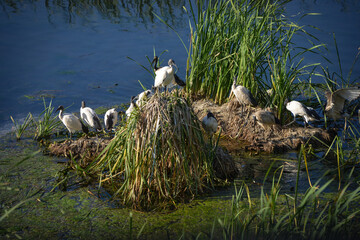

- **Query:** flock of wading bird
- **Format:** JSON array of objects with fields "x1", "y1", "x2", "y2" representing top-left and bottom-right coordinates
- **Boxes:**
[{"x1": 56, "y1": 56, "x2": 360, "y2": 140}]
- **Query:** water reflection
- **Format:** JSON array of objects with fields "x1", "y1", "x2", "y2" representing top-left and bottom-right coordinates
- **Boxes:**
[{"x1": 1, "y1": 0, "x2": 187, "y2": 27}]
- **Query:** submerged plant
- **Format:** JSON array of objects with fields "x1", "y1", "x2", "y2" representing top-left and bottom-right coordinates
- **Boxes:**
[
  {"x1": 88, "y1": 93, "x2": 215, "y2": 210},
  {"x1": 10, "y1": 113, "x2": 33, "y2": 140},
  {"x1": 33, "y1": 98, "x2": 60, "y2": 140}
]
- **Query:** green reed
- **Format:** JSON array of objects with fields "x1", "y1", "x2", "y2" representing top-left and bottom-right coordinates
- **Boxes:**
[
  {"x1": 10, "y1": 113, "x2": 33, "y2": 140},
  {"x1": 183, "y1": 0, "x2": 322, "y2": 117},
  {"x1": 87, "y1": 93, "x2": 215, "y2": 210},
  {"x1": 33, "y1": 98, "x2": 60, "y2": 140}
]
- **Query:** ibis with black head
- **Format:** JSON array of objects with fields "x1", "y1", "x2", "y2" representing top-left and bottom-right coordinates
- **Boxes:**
[
  {"x1": 152, "y1": 57, "x2": 185, "y2": 90},
  {"x1": 56, "y1": 105, "x2": 88, "y2": 139}
]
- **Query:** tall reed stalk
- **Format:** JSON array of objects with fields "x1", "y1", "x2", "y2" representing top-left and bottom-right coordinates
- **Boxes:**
[{"x1": 180, "y1": 0, "x2": 322, "y2": 119}]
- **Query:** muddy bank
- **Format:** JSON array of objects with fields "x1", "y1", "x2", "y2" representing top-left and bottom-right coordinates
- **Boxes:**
[
  {"x1": 48, "y1": 137, "x2": 111, "y2": 165},
  {"x1": 192, "y1": 99, "x2": 336, "y2": 153}
]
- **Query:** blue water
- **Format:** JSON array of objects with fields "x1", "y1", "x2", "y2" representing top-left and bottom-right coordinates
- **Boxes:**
[{"x1": 0, "y1": 0, "x2": 359, "y2": 135}]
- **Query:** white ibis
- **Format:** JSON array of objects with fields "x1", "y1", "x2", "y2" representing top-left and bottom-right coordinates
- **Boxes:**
[
  {"x1": 286, "y1": 100, "x2": 320, "y2": 127},
  {"x1": 56, "y1": 105, "x2": 88, "y2": 139},
  {"x1": 135, "y1": 89, "x2": 153, "y2": 107},
  {"x1": 325, "y1": 87, "x2": 360, "y2": 128},
  {"x1": 80, "y1": 101, "x2": 102, "y2": 131},
  {"x1": 153, "y1": 56, "x2": 185, "y2": 87},
  {"x1": 152, "y1": 56, "x2": 185, "y2": 90},
  {"x1": 104, "y1": 108, "x2": 119, "y2": 131},
  {"x1": 125, "y1": 96, "x2": 137, "y2": 119},
  {"x1": 231, "y1": 78, "x2": 257, "y2": 114}
]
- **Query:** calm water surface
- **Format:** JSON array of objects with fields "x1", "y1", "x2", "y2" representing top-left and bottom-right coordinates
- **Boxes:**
[{"x1": 0, "y1": 0, "x2": 359, "y2": 135}]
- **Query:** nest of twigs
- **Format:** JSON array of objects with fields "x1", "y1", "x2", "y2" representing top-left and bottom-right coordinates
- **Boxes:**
[{"x1": 85, "y1": 93, "x2": 236, "y2": 210}]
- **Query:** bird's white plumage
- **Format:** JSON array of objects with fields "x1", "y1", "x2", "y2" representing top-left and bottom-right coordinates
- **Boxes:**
[
  {"x1": 154, "y1": 59, "x2": 177, "y2": 89},
  {"x1": 80, "y1": 101, "x2": 102, "y2": 131},
  {"x1": 56, "y1": 105, "x2": 87, "y2": 139},
  {"x1": 154, "y1": 66, "x2": 175, "y2": 88},
  {"x1": 135, "y1": 90, "x2": 153, "y2": 107},
  {"x1": 104, "y1": 108, "x2": 118, "y2": 130},
  {"x1": 126, "y1": 96, "x2": 137, "y2": 119},
  {"x1": 286, "y1": 100, "x2": 320, "y2": 124},
  {"x1": 59, "y1": 111, "x2": 83, "y2": 133}
]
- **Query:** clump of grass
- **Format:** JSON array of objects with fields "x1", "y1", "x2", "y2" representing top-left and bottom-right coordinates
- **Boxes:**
[
  {"x1": 10, "y1": 113, "x2": 33, "y2": 140},
  {"x1": 182, "y1": 0, "x2": 321, "y2": 119},
  {"x1": 33, "y1": 98, "x2": 60, "y2": 141},
  {"x1": 89, "y1": 93, "x2": 215, "y2": 210}
]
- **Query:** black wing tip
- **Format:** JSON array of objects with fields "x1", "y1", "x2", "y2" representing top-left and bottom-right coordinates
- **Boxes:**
[
  {"x1": 81, "y1": 123, "x2": 89, "y2": 134},
  {"x1": 305, "y1": 107, "x2": 321, "y2": 120},
  {"x1": 174, "y1": 74, "x2": 186, "y2": 87},
  {"x1": 93, "y1": 116, "x2": 103, "y2": 131},
  {"x1": 250, "y1": 95, "x2": 258, "y2": 107}
]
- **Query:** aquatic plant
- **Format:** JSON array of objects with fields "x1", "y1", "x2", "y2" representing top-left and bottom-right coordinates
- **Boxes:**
[
  {"x1": 88, "y1": 93, "x2": 215, "y2": 210},
  {"x1": 33, "y1": 98, "x2": 61, "y2": 140},
  {"x1": 216, "y1": 150, "x2": 360, "y2": 240},
  {"x1": 10, "y1": 113, "x2": 33, "y2": 140},
  {"x1": 179, "y1": 0, "x2": 322, "y2": 120}
]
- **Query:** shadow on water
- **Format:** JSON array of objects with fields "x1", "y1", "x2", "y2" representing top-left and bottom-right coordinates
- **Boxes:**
[{"x1": 1, "y1": 0, "x2": 187, "y2": 27}]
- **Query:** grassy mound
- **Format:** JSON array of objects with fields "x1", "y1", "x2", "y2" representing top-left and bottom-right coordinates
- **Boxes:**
[{"x1": 89, "y1": 93, "x2": 220, "y2": 210}]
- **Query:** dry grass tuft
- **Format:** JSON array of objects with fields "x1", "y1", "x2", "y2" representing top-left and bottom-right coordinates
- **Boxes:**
[{"x1": 88, "y1": 93, "x2": 219, "y2": 210}]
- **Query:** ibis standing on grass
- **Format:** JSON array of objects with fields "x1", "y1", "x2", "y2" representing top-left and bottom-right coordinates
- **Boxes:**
[
  {"x1": 56, "y1": 105, "x2": 88, "y2": 139},
  {"x1": 80, "y1": 101, "x2": 102, "y2": 131},
  {"x1": 231, "y1": 78, "x2": 257, "y2": 114},
  {"x1": 285, "y1": 100, "x2": 320, "y2": 127},
  {"x1": 324, "y1": 87, "x2": 360, "y2": 129},
  {"x1": 152, "y1": 57, "x2": 185, "y2": 90},
  {"x1": 152, "y1": 56, "x2": 186, "y2": 87},
  {"x1": 202, "y1": 111, "x2": 218, "y2": 143}
]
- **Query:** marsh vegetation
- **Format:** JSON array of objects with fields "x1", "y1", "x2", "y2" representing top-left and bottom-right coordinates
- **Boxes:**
[{"x1": 2, "y1": 0, "x2": 360, "y2": 239}]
